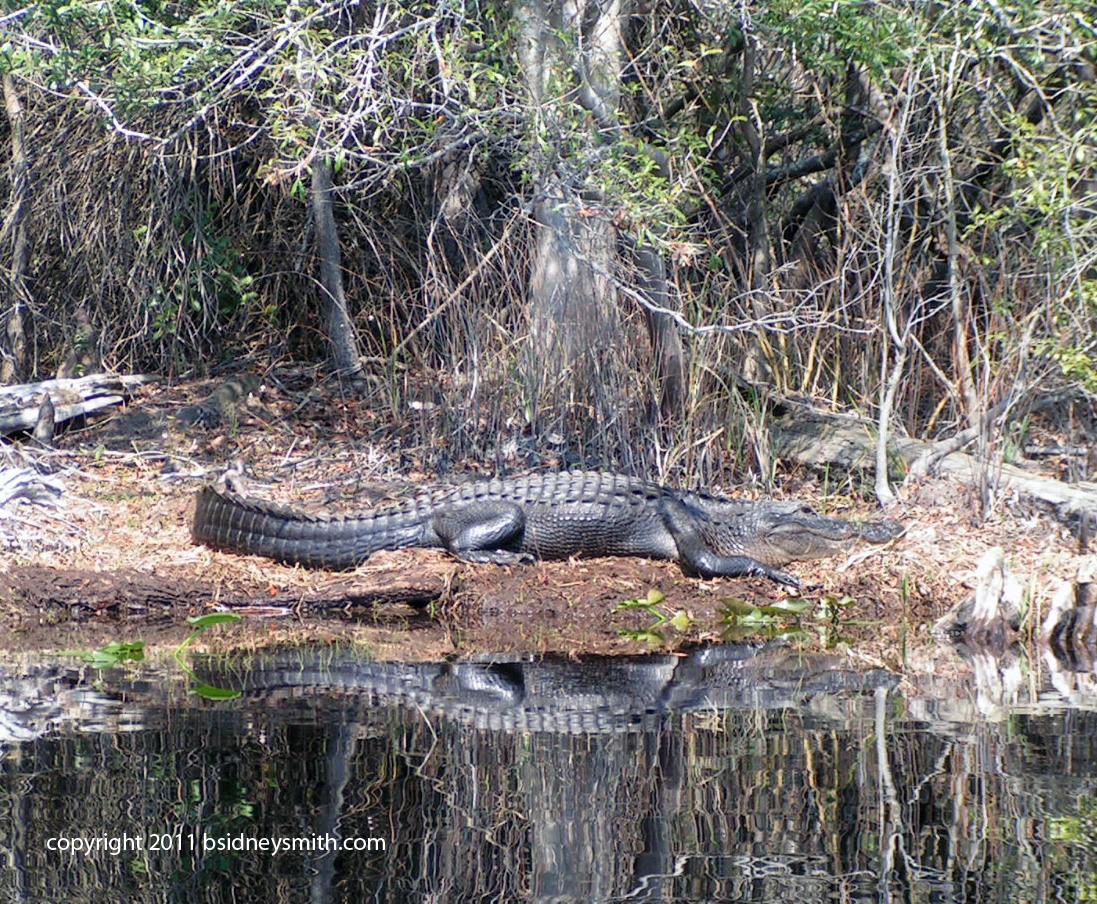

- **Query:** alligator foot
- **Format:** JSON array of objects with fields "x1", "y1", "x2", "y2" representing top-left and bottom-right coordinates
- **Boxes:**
[
  {"x1": 679, "y1": 551, "x2": 802, "y2": 587},
  {"x1": 760, "y1": 565, "x2": 800, "y2": 588},
  {"x1": 455, "y1": 549, "x2": 537, "y2": 566}
]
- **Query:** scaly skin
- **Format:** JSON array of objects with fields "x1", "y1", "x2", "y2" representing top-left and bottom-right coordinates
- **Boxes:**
[{"x1": 192, "y1": 471, "x2": 902, "y2": 587}]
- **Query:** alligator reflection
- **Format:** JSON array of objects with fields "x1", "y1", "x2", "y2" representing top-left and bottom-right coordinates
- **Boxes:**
[{"x1": 3, "y1": 644, "x2": 1097, "y2": 903}]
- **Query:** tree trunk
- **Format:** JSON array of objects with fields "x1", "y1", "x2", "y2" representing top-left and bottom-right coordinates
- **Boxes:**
[
  {"x1": 517, "y1": 0, "x2": 622, "y2": 419},
  {"x1": 515, "y1": 0, "x2": 686, "y2": 424},
  {"x1": 735, "y1": 32, "x2": 779, "y2": 386},
  {"x1": 524, "y1": 190, "x2": 620, "y2": 407},
  {"x1": 290, "y1": 2, "x2": 363, "y2": 383},
  {"x1": 1, "y1": 73, "x2": 31, "y2": 384},
  {"x1": 310, "y1": 157, "x2": 363, "y2": 381},
  {"x1": 635, "y1": 242, "x2": 686, "y2": 418}
]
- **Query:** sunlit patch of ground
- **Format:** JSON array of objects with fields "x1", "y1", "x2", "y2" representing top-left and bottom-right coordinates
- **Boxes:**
[{"x1": 0, "y1": 371, "x2": 1086, "y2": 675}]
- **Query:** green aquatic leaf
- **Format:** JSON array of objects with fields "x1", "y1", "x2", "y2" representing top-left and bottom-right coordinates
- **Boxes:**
[
  {"x1": 61, "y1": 640, "x2": 146, "y2": 668},
  {"x1": 191, "y1": 683, "x2": 242, "y2": 701},
  {"x1": 668, "y1": 610, "x2": 693, "y2": 632},
  {"x1": 764, "y1": 597, "x2": 813, "y2": 615},
  {"x1": 618, "y1": 629, "x2": 666, "y2": 646},
  {"x1": 186, "y1": 613, "x2": 243, "y2": 628}
]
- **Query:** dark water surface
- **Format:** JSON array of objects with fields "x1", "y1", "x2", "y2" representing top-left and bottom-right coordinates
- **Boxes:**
[{"x1": 2, "y1": 644, "x2": 1096, "y2": 903}]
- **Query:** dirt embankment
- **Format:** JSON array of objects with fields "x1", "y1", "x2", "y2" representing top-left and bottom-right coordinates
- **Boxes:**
[{"x1": 0, "y1": 372, "x2": 1084, "y2": 668}]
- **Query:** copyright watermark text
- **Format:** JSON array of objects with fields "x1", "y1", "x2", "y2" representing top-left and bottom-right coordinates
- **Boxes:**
[{"x1": 45, "y1": 830, "x2": 386, "y2": 857}]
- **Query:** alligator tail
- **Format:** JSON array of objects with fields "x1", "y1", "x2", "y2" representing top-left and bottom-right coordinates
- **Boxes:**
[{"x1": 192, "y1": 485, "x2": 424, "y2": 570}]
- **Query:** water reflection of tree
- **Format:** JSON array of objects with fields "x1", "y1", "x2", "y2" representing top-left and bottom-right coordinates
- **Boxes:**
[{"x1": 4, "y1": 668, "x2": 1097, "y2": 900}]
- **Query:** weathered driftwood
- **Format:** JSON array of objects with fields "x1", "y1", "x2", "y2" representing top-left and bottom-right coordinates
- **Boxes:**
[
  {"x1": 0, "y1": 468, "x2": 64, "y2": 510},
  {"x1": 1042, "y1": 558, "x2": 1097, "y2": 667},
  {"x1": 31, "y1": 393, "x2": 55, "y2": 445},
  {"x1": 0, "y1": 468, "x2": 67, "y2": 556},
  {"x1": 924, "y1": 569, "x2": 1097, "y2": 718},
  {"x1": 934, "y1": 548, "x2": 1097, "y2": 672},
  {"x1": 769, "y1": 401, "x2": 1097, "y2": 521},
  {"x1": 932, "y1": 548, "x2": 1022, "y2": 647},
  {"x1": 0, "y1": 374, "x2": 156, "y2": 436}
]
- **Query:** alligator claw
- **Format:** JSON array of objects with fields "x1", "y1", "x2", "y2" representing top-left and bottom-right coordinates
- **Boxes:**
[
  {"x1": 456, "y1": 549, "x2": 536, "y2": 566},
  {"x1": 765, "y1": 566, "x2": 801, "y2": 588}
]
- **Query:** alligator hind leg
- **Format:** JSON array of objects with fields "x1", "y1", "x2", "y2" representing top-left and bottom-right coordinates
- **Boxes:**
[{"x1": 432, "y1": 502, "x2": 534, "y2": 565}]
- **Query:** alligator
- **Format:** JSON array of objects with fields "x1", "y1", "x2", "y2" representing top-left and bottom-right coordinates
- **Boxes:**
[
  {"x1": 175, "y1": 373, "x2": 260, "y2": 428},
  {"x1": 192, "y1": 471, "x2": 901, "y2": 586},
  {"x1": 0, "y1": 645, "x2": 898, "y2": 742},
  {"x1": 192, "y1": 644, "x2": 899, "y2": 735}
]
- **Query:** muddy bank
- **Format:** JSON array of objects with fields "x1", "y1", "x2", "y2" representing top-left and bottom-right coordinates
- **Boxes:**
[
  {"x1": 0, "y1": 550, "x2": 917, "y2": 663},
  {"x1": 0, "y1": 372, "x2": 1082, "y2": 666}
]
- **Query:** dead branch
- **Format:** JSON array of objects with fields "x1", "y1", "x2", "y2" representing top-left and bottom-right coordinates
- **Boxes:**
[{"x1": 0, "y1": 374, "x2": 156, "y2": 436}]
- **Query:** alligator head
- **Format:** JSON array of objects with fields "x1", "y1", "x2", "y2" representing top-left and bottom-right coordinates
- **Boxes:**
[
  {"x1": 690, "y1": 496, "x2": 903, "y2": 567},
  {"x1": 749, "y1": 503, "x2": 903, "y2": 564}
]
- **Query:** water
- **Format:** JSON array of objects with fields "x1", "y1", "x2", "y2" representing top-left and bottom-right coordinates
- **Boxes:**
[{"x1": 2, "y1": 644, "x2": 1096, "y2": 903}]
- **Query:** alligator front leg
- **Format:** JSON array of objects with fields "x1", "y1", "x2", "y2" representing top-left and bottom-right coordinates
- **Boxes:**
[
  {"x1": 660, "y1": 499, "x2": 801, "y2": 587},
  {"x1": 677, "y1": 542, "x2": 801, "y2": 586},
  {"x1": 431, "y1": 502, "x2": 534, "y2": 565}
]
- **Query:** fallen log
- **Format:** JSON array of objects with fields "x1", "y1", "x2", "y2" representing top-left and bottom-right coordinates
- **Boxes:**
[
  {"x1": 0, "y1": 374, "x2": 157, "y2": 437},
  {"x1": 769, "y1": 400, "x2": 1097, "y2": 521},
  {"x1": 0, "y1": 468, "x2": 64, "y2": 510},
  {"x1": 0, "y1": 467, "x2": 70, "y2": 556},
  {"x1": 0, "y1": 565, "x2": 453, "y2": 620}
]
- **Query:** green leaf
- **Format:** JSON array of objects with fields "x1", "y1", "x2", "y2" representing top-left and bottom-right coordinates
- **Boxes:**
[
  {"x1": 668, "y1": 610, "x2": 693, "y2": 632},
  {"x1": 74, "y1": 640, "x2": 146, "y2": 668},
  {"x1": 191, "y1": 683, "x2": 242, "y2": 701},
  {"x1": 758, "y1": 598, "x2": 812, "y2": 615},
  {"x1": 107, "y1": 641, "x2": 145, "y2": 657},
  {"x1": 718, "y1": 598, "x2": 758, "y2": 616},
  {"x1": 186, "y1": 613, "x2": 242, "y2": 628},
  {"x1": 618, "y1": 628, "x2": 665, "y2": 646}
]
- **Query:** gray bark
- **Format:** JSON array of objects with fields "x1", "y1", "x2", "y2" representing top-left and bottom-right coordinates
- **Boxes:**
[
  {"x1": 290, "y1": 1, "x2": 363, "y2": 383},
  {"x1": 1, "y1": 73, "x2": 30, "y2": 384},
  {"x1": 0, "y1": 373, "x2": 154, "y2": 436},
  {"x1": 517, "y1": 0, "x2": 621, "y2": 411},
  {"x1": 635, "y1": 243, "x2": 685, "y2": 418},
  {"x1": 515, "y1": 0, "x2": 686, "y2": 420},
  {"x1": 524, "y1": 191, "x2": 620, "y2": 407},
  {"x1": 770, "y1": 398, "x2": 1097, "y2": 521},
  {"x1": 310, "y1": 158, "x2": 363, "y2": 381},
  {"x1": 736, "y1": 33, "x2": 777, "y2": 385}
]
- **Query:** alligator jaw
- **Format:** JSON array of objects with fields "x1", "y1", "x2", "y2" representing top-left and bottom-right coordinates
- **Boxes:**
[{"x1": 752, "y1": 508, "x2": 904, "y2": 564}]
